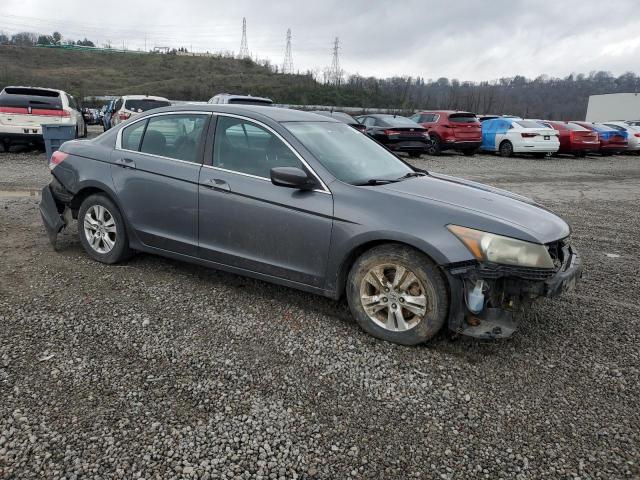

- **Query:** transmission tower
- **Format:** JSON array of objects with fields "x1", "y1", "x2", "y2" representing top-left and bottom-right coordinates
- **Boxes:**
[
  {"x1": 239, "y1": 17, "x2": 249, "y2": 58},
  {"x1": 330, "y1": 37, "x2": 341, "y2": 85},
  {"x1": 282, "y1": 28, "x2": 293, "y2": 74}
]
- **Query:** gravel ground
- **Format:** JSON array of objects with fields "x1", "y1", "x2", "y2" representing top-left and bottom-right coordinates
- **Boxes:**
[{"x1": 1, "y1": 129, "x2": 639, "y2": 479}]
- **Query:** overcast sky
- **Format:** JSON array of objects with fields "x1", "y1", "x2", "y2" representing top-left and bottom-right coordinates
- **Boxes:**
[{"x1": 2, "y1": 0, "x2": 640, "y2": 81}]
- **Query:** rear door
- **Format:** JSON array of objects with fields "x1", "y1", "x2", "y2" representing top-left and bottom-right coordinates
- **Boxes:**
[
  {"x1": 111, "y1": 112, "x2": 210, "y2": 256},
  {"x1": 197, "y1": 114, "x2": 333, "y2": 287}
]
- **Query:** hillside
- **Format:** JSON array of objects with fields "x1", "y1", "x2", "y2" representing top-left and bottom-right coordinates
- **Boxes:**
[
  {"x1": 0, "y1": 45, "x2": 372, "y2": 105},
  {"x1": 2, "y1": 45, "x2": 639, "y2": 119}
]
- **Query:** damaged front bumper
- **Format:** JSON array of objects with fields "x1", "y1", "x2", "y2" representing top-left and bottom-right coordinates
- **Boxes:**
[{"x1": 445, "y1": 242, "x2": 583, "y2": 340}]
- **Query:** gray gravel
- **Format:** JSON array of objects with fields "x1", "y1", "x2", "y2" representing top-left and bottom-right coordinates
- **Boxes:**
[{"x1": 1, "y1": 139, "x2": 639, "y2": 479}]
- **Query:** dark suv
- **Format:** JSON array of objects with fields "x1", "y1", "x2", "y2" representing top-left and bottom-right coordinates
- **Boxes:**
[{"x1": 409, "y1": 111, "x2": 482, "y2": 156}]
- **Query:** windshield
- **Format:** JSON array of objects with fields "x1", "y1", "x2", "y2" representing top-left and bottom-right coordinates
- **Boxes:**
[
  {"x1": 284, "y1": 121, "x2": 413, "y2": 185},
  {"x1": 228, "y1": 98, "x2": 272, "y2": 105},
  {"x1": 376, "y1": 115, "x2": 420, "y2": 127},
  {"x1": 124, "y1": 99, "x2": 171, "y2": 112},
  {"x1": 449, "y1": 113, "x2": 478, "y2": 123},
  {"x1": 516, "y1": 120, "x2": 547, "y2": 129}
]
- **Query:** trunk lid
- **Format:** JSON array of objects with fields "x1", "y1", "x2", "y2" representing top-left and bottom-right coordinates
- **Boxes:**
[
  {"x1": 0, "y1": 87, "x2": 66, "y2": 128},
  {"x1": 449, "y1": 113, "x2": 481, "y2": 140}
]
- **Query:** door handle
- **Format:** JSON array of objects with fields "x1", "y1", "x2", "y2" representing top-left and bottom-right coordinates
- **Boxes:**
[
  {"x1": 115, "y1": 157, "x2": 136, "y2": 169},
  {"x1": 203, "y1": 178, "x2": 231, "y2": 191}
]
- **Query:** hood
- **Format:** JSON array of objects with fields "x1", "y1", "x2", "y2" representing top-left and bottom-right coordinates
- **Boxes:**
[{"x1": 381, "y1": 173, "x2": 570, "y2": 243}]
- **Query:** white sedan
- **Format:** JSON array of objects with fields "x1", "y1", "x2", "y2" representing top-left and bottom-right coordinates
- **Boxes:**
[{"x1": 481, "y1": 118, "x2": 559, "y2": 157}]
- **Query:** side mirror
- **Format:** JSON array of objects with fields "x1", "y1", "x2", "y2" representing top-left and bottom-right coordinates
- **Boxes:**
[{"x1": 270, "y1": 167, "x2": 316, "y2": 190}]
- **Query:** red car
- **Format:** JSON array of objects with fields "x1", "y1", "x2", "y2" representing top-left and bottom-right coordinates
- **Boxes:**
[
  {"x1": 409, "y1": 111, "x2": 481, "y2": 156},
  {"x1": 571, "y1": 122, "x2": 628, "y2": 155},
  {"x1": 538, "y1": 120, "x2": 600, "y2": 156}
]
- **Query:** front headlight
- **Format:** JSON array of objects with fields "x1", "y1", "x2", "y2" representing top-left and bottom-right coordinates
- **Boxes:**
[{"x1": 447, "y1": 225, "x2": 554, "y2": 269}]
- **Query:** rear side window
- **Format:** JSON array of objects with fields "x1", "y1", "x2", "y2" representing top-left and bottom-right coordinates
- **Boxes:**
[
  {"x1": 137, "y1": 114, "x2": 207, "y2": 162},
  {"x1": 121, "y1": 120, "x2": 147, "y2": 151},
  {"x1": 0, "y1": 88, "x2": 62, "y2": 110},
  {"x1": 420, "y1": 114, "x2": 437, "y2": 122},
  {"x1": 213, "y1": 116, "x2": 302, "y2": 178},
  {"x1": 449, "y1": 114, "x2": 478, "y2": 124},
  {"x1": 124, "y1": 99, "x2": 171, "y2": 113}
]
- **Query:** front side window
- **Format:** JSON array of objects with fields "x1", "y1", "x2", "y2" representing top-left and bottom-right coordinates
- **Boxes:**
[
  {"x1": 137, "y1": 114, "x2": 207, "y2": 162},
  {"x1": 213, "y1": 116, "x2": 302, "y2": 178},
  {"x1": 284, "y1": 121, "x2": 413, "y2": 185}
]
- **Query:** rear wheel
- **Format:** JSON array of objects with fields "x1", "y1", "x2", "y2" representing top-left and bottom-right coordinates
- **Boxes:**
[
  {"x1": 347, "y1": 244, "x2": 448, "y2": 345},
  {"x1": 498, "y1": 140, "x2": 514, "y2": 157},
  {"x1": 426, "y1": 137, "x2": 442, "y2": 156},
  {"x1": 78, "y1": 194, "x2": 132, "y2": 264}
]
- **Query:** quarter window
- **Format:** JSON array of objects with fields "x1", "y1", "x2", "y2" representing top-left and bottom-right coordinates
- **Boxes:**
[
  {"x1": 213, "y1": 116, "x2": 303, "y2": 178},
  {"x1": 136, "y1": 114, "x2": 207, "y2": 162},
  {"x1": 121, "y1": 120, "x2": 147, "y2": 151}
]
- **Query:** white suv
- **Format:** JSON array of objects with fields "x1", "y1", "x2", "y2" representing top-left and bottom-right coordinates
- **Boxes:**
[
  {"x1": 109, "y1": 95, "x2": 172, "y2": 128},
  {"x1": 0, "y1": 86, "x2": 86, "y2": 151}
]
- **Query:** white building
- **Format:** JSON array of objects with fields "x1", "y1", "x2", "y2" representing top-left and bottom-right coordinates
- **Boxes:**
[{"x1": 586, "y1": 93, "x2": 640, "y2": 122}]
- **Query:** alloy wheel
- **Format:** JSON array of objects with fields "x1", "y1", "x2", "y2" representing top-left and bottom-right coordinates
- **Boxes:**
[
  {"x1": 83, "y1": 205, "x2": 117, "y2": 254},
  {"x1": 359, "y1": 263, "x2": 432, "y2": 332}
]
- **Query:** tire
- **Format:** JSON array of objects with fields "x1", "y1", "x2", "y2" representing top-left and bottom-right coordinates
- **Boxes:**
[
  {"x1": 78, "y1": 194, "x2": 132, "y2": 264},
  {"x1": 346, "y1": 244, "x2": 449, "y2": 345},
  {"x1": 426, "y1": 137, "x2": 442, "y2": 156},
  {"x1": 408, "y1": 151, "x2": 422, "y2": 158},
  {"x1": 498, "y1": 140, "x2": 514, "y2": 157},
  {"x1": 461, "y1": 149, "x2": 476, "y2": 156}
]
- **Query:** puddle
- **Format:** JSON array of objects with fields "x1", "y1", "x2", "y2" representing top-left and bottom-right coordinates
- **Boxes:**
[{"x1": 0, "y1": 189, "x2": 40, "y2": 198}]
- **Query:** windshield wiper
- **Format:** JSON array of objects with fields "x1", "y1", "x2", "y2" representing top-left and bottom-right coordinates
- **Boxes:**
[
  {"x1": 396, "y1": 171, "x2": 426, "y2": 181},
  {"x1": 354, "y1": 178, "x2": 400, "y2": 186}
]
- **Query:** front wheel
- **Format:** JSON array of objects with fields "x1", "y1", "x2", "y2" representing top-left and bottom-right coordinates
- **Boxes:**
[
  {"x1": 498, "y1": 140, "x2": 514, "y2": 157},
  {"x1": 347, "y1": 244, "x2": 448, "y2": 345},
  {"x1": 78, "y1": 194, "x2": 132, "y2": 264}
]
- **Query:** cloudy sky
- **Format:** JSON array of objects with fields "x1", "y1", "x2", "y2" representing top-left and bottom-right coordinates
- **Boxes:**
[{"x1": 2, "y1": 0, "x2": 640, "y2": 81}]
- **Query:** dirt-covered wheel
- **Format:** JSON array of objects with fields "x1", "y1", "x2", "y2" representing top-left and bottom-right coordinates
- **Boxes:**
[{"x1": 346, "y1": 244, "x2": 448, "y2": 345}]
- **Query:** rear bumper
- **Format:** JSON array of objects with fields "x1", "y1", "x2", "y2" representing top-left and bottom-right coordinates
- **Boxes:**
[
  {"x1": 442, "y1": 140, "x2": 481, "y2": 150},
  {"x1": 514, "y1": 142, "x2": 560, "y2": 153},
  {"x1": 386, "y1": 141, "x2": 429, "y2": 152},
  {"x1": 0, "y1": 131, "x2": 44, "y2": 144},
  {"x1": 39, "y1": 185, "x2": 67, "y2": 246}
]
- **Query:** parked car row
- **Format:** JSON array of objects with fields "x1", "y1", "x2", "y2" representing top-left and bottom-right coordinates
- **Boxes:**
[{"x1": 101, "y1": 95, "x2": 172, "y2": 132}]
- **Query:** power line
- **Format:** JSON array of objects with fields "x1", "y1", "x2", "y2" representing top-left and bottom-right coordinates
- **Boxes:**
[
  {"x1": 239, "y1": 17, "x2": 249, "y2": 58},
  {"x1": 282, "y1": 28, "x2": 293, "y2": 74}
]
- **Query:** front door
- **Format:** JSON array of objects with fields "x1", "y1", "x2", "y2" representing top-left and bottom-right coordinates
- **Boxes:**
[
  {"x1": 198, "y1": 115, "x2": 333, "y2": 288},
  {"x1": 111, "y1": 112, "x2": 210, "y2": 256}
]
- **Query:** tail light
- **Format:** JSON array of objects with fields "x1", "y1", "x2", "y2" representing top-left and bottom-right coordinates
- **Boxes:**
[
  {"x1": 32, "y1": 109, "x2": 70, "y2": 117},
  {"x1": 384, "y1": 129, "x2": 400, "y2": 136},
  {"x1": 521, "y1": 133, "x2": 537, "y2": 138},
  {"x1": 634, "y1": 133, "x2": 640, "y2": 138},
  {"x1": 0, "y1": 106, "x2": 29, "y2": 114},
  {"x1": 118, "y1": 112, "x2": 131, "y2": 121},
  {"x1": 49, "y1": 151, "x2": 69, "y2": 170}
]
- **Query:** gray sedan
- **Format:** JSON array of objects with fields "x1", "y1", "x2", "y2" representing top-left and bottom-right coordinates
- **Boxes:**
[{"x1": 40, "y1": 105, "x2": 582, "y2": 345}]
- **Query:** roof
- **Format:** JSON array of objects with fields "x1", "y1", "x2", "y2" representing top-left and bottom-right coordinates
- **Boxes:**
[
  {"x1": 417, "y1": 110, "x2": 475, "y2": 115},
  {"x1": 139, "y1": 104, "x2": 340, "y2": 123},
  {"x1": 121, "y1": 95, "x2": 170, "y2": 101}
]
